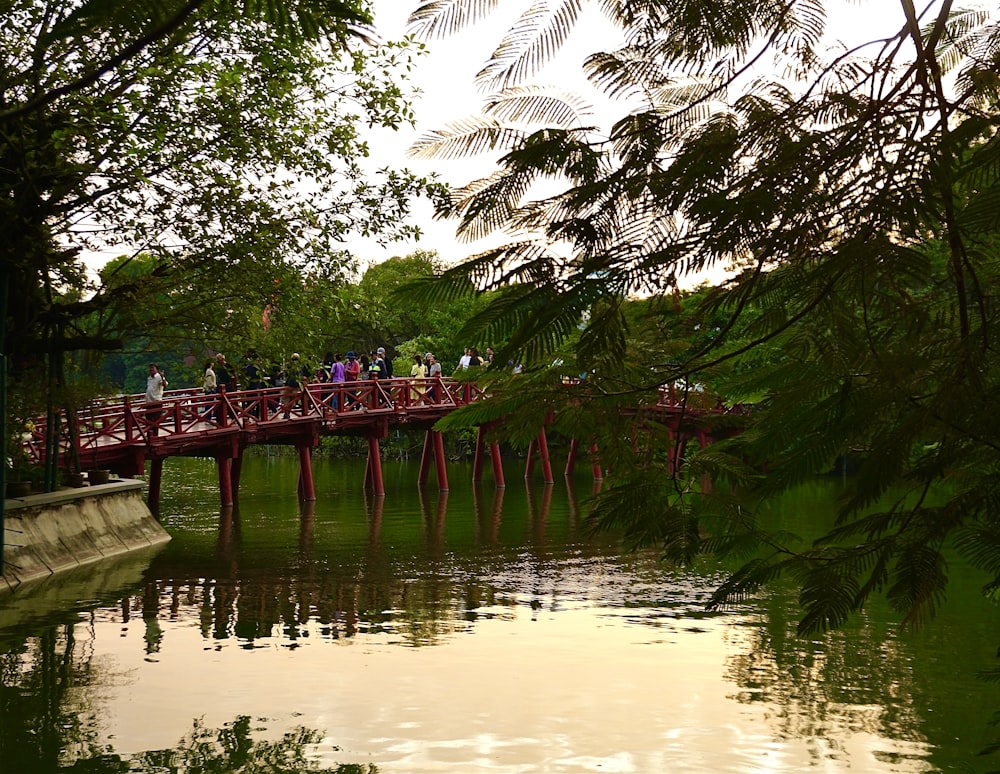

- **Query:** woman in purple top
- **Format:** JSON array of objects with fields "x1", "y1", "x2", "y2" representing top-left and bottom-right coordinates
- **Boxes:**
[{"x1": 328, "y1": 352, "x2": 346, "y2": 409}]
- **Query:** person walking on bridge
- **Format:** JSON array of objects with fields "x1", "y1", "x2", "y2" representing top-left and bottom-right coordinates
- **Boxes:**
[
  {"x1": 328, "y1": 352, "x2": 346, "y2": 410},
  {"x1": 344, "y1": 351, "x2": 360, "y2": 409},
  {"x1": 201, "y1": 360, "x2": 217, "y2": 418},
  {"x1": 280, "y1": 353, "x2": 308, "y2": 419},
  {"x1": 213, "y1": 353, "x2": 234, "y2": 423},
  {"x1": 215, "y1": 353, "x2": 234, "y2": 392},
  {"x1": 425, "y1": 353, "x2": 441, "y2": 403},
  {"x1": 145, "y1": 363, "x2": 168, "y2": 437},
  {"x1": 409, "y1": 353, "x2": 425, "y2": 403},
  {"x1": 377, "y1": 346, "x2": 393, "y2": 379}
]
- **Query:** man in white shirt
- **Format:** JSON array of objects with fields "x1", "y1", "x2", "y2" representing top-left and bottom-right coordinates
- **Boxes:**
[{"x1": 145, "y1": 363, "x2": 168, "y2": 436}]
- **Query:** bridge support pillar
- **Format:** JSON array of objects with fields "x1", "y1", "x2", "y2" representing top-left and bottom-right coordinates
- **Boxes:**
[
  {"x1": 565, "y1": 438, "x2": 578, "y2": 477},
  {"x1": 590, "y1": 443, "x2": 603, "y2": 481},
  {"x1": 297, "y1": 444, "x2": 316, "y2": 501},
  {"x1": 366, "y1": 436, "x2": 385, "y2": 496},
  {"x1": 433, "y1": 430, "x2": 449, "y2": 491},
  {"x1": 217, "y1": 456, "x2": 233, "y2": 507},
  {"x1": 524, "y1": 429, "x2": 554, "y2": 483},
  {"x1": 148, "y1": 458, "x2": 163, "y2": 510},
  {"x1": 537, "y1": 428, "x2": 553, "y2": 484},
  {"x1": 231, "y1": 450, "x2": 243, "y2": 501},
  {"x1": 490, "y1": 442, "x2": 505, "y2": 487},
  {"x1": 418, "y1": 431, "x2": 433, "y2": 485},
  {"x1": 472, "y1": 426, "x2": 486, "y2": 482}
]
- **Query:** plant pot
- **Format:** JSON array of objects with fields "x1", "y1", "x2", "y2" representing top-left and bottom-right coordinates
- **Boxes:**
[
  {"x1": 6, "y1": 480, "x2": 32, "y2": 498},
  {"x1": 63, "y1": 471, "x2": 87, "y2": 488},
  {"x1": 87, "y1": 469, "x2": 111, "y2": 485}
]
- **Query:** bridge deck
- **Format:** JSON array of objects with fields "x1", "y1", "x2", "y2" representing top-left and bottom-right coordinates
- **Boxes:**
[
  {"x1": 29, "y1": 377, "x2": 485, "y2": 476},
  {"x1": 26, "y1": 376, "x2": 739, "y2": 480}
]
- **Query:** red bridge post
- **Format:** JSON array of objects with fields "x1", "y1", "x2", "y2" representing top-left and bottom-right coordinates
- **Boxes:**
[
  {"x1": 297, "y1": 444, "x2": 316, "y2": 501},
  {"x1": 537, "y1": 428, "x2": 554, "y2": 484},
  {"x1": 418, "y1": 431, "x2": 433, "y2": 485},
  {"x1": 217, "y1": 456, "x2": 233, "y2": 507},
  {"x1": 490, "y1": 441, "x2": 505, "y2": 487},
  {"x1": 148, "y1": 458, "x2": 163, "y2": 511},
  {"x1": 564, "y1": 438, "x2": 578, "y2": 477},
  {"x1": 472, "y1": 427, "x2": 486, "y2": 481},
  {"x1": 433, "y1": 430, "x2": 449, "y2": 491},
  {"x1": 366, "y1": 436, "x2": 385, "y2": 496},
  {"x1": 590, "y1": 443, "x2": 603, "y2": 481}
]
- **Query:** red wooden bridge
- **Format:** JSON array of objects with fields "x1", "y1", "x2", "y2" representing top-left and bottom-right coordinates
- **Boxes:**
[{"x1": 24, "y1": 377, "x2": 741, "y2": 507}]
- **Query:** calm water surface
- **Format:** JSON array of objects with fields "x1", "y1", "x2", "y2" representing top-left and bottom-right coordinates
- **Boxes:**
[{"x1": 2, "y1": 455, "x2": 999, "y2": 773}]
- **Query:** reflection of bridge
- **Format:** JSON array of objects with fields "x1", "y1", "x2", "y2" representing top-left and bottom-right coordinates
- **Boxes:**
[{"x1": 27, "y1": 378, "x2": 740, "y2": 507}]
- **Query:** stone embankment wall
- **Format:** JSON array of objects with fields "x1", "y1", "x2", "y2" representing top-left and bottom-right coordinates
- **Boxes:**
[{"x1": 1, "y1": 480, "x2": 170, "y2": 591}]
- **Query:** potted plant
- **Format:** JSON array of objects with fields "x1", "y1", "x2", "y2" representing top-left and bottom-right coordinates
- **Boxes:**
[
  {"x1": 5, "y1": 388, "x2": 40, "y2": 498},
  {"x1": 6, "y1": 422, "x2": 37, "y2": 497},
  {"x1": 87, "y1": 468, "x2": 111, "y2": 485}
]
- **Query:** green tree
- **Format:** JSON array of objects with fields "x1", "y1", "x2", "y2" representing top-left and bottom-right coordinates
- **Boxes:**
[
  {"x1": 332, "y1": 249, "x2": 488, "y2": 372},
  {"x1": 407, "y1": 1, "x2": 1000, "y2": 635},
  {"x1": 2, "y1": 0, "x2": 435, "y2": 360},
  {"x1": 0, "y1": 0, "x2": 446, "y2": 488}
]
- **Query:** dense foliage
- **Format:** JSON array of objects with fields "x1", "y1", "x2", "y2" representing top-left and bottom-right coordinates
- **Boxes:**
[
  {"x1": 405, "y1": 1, "x2": 1000, "y2": 635},
  {"x1": 0, "y1": 0, "x2": 445, "y2": 482},
  {"x1": 99, "y1": 249, "x2": 489, "y2": 393}
]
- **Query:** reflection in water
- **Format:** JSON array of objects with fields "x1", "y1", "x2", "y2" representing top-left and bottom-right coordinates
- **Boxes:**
[{"x1": 0, "y1": 459, "x2": 999, "y2": 772}]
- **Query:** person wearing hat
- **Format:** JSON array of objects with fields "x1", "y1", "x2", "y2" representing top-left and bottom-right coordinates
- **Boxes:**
[
  {"x1": 344, "y1": 351, "x2": 360, "y2": 381},
  {"x1": 377, "y1": 346, "x2": 393, "y2": 379},
  {"x1": 369, "y1": 350, "x2": 383, "y2": 380},
  {"x1": 343, "y1": 351, "x2": 360, "y2": 409}
]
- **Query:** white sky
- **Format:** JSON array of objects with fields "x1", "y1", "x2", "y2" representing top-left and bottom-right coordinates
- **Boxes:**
[{"x1": 354, "y1": 0, "x2": 935, "y2": 271}]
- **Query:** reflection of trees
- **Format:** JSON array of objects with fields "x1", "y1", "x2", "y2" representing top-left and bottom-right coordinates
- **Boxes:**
[
  {"x1": 0, "y1": 623, "x2": 94, "y2": 770},
  {"x1": 720, "y1": 583, "x2": 1000, "y2": 769},
  {"x1": 718, "y1": 480, "x2": 1000, "y2": 769},
  {"x1": 132, "y1": 715, "x2": 378, "y2": 774},
  {"x1": 724, "y1": 598, "x2": 927, "y2": 742},
  {"x1": 2, "y1": 623, "x2": 377, "y2": 772}
]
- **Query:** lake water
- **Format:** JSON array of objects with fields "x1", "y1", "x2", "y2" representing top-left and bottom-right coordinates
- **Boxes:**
[{"x1": 1, "y1": 454, "x2": 999, "y2": 773}]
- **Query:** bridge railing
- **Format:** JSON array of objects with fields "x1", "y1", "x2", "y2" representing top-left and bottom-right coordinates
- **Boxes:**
[{"x1": 24, "y1": 376, "x2": 490, "y2": 467}]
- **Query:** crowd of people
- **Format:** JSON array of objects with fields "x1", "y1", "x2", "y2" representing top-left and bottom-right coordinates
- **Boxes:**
[
  {"x1": 196, "y1": 346, "x2": 496, "y2": 404},
  {"x1": 143, "y1": 345, "x2": 508, "y2": 425}
]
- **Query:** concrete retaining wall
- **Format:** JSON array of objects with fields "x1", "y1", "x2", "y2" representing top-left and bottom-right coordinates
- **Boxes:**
[{"x1": 1, "y1": 479, "x2": 170, "y2": 591}]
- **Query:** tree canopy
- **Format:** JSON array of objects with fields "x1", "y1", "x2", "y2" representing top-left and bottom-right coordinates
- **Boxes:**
[
  {"x1": 1, "y1": 0, "x2": 443, "y2": 364},
  {"x1": 405, "y1": 1, "x2": 1000, "y2": 633}
]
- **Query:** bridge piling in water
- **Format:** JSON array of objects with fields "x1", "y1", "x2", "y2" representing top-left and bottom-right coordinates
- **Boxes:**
[
  {"x1": 432, "y1": 431, "x2": 449, "y2": 491},
  {"x1": 297, "y1": 444, "x2": 315, "y2": 501},
  {"x1": 148, "y1": 459, "x2": 163, "y2": 509},
  {"x1": 365, "y1": 436, "x2": 385, "y2": 496},
  {"x1": 525, "y1": 428, "x2": 554, "y2": 484},
  {"x1": 217, "y1": 456, "x2": 233, "y2": 507}
]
